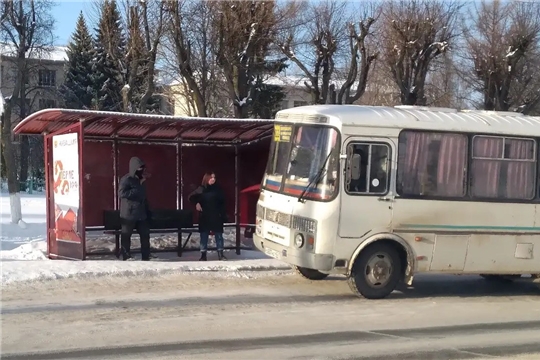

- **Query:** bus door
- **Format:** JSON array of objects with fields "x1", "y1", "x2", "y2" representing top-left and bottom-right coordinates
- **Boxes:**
[{"x1": 339, "y1": 137, "x2": 395, "y2": 238}]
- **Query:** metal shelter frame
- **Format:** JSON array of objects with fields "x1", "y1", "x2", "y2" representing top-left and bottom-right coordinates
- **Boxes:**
[{"x1": 14, "y1": 109, "x2": 273, "y2": 260}]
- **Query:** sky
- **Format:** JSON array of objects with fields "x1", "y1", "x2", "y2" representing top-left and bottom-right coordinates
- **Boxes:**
[{"x1": 51, "y1": 1, "x2": 96, "y2": 46}]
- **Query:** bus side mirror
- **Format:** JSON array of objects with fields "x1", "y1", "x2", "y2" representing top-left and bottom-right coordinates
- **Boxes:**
[
  {"x1": 350, "y1": 154, "x2": 361, "y2": 180},
  {"x1": 346, "y1": 153, "x2": 361, "y2": 184}
]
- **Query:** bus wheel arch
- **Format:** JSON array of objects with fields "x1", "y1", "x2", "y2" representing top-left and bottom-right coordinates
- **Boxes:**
[
  {"x1": 347, "y1": 237, "x2": 413, "y2": 299},
  {"x1": 348, "y1": 235, "x2": 415, "y2": 287}
]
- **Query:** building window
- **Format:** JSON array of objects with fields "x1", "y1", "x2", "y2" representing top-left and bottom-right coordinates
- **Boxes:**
[
  {"x1": 38, "y1": 70, "x2": 56, "y2": 87},
  {"x1": 39, "y1": 98, "x2": 56, "y2": 109},
  {"x1": 397, "y1": 131, "x2": 468, "y2": 197},
  {"x1": 470, "y1": 135, "x2": 536, "y2": 200},
  {"x1": 293, "y1": 100, "x2": 308, "y2": 107}
]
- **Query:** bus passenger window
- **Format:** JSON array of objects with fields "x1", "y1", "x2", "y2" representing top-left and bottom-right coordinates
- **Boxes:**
[
  {"x1": 347, "y1": 143, "x2": 390, "y2": 194},
  {"x1": 397, "y1": 131, "x2": 468, "y2": 198}
]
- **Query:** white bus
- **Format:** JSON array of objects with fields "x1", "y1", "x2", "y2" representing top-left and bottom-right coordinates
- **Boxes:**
[{"x1": 254, "y1": 104, "x2": 540, "y2": 299}]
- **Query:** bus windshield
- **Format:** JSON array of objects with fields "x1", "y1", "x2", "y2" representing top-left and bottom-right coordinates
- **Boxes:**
[{"x1": 262, "y1": 123, "x2": 340, "y2": 201}]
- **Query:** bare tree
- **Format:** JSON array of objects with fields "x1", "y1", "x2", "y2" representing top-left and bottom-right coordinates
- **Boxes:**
[
  {"x1": 277, "y1": 0, "x2": 347, "y2": 105},
  {"x1": 336, "y1": 2, "x2": 381, "y2": 104},
  {"x1": 423, "y1": 52, "x2": 471, "y2": 108},
  {"x1": 1, "y1": 0, "x2": 55, "y2": 224},
  {"x1": 463, "y1": 0, "x2": 540, "y2": 114},
  {"x1": 163, "y1": 0, "x2": 211, "y2": 117},
  {"x1": 511, "y1": 55, "x2": 540, "y2": 115},
  {"x1": 357, "y1": 61, "x2": 400, "y2": 106},
  {"x1": 379, "y1": 0, "x2": 463, "y2": 106},
  {"x1": 122, "y1": 0, "x2": 166, "y2": 113},
  {"x1": 275, "y1": 1, "x2": 380, "y2": 105},
  {"x1": 213, "y1": 0, "x2": 280, "y2": 118}
]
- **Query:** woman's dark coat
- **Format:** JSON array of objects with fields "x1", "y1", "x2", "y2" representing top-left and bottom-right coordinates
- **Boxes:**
[{"x1": 188, "y1": 184, "x2": 227, "y2": 233}]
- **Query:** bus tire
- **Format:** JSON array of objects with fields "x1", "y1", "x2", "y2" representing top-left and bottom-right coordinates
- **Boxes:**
[
  {"x1": 347, "y1": 242, "x2": 402, "y2": 299},
  {"x1": 294, "y1": 266, "x2": 329, "y2": 280}
]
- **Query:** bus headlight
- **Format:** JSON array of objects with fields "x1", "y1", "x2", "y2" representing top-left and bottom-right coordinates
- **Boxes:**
[
  {"x1": 294, "y1": 233, "x2": 304, "y2": 248},
  {"x1": 256, "y1": 219, "x2": 263, "y2": 235}
]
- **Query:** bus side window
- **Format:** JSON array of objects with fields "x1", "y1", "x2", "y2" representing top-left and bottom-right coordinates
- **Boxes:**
[{"x1": 347, "y1": 143, "x2": 390, "y2": 194}]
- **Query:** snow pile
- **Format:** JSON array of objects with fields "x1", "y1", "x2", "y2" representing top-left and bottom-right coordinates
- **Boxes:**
[
  {"x1": 0, "y1": 193, "x2": 292, "y2": 286},
  {"x1": 1, "y1": 252, "x2": 292, "y2": 286},
  {"x1": 0, "y1": 240, "x2": 47, "y2": 260},
  {"x1": 0, "y1": 194, "x2": 47, "y2": 254}
]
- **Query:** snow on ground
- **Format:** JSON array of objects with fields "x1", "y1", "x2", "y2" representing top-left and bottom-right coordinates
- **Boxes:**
[
  {"x1": 0, "y1": 194, "x2": 46, "y2": 254},
  {"x1": 0, "y1": 193, "x2": 291, "y2": 286}
]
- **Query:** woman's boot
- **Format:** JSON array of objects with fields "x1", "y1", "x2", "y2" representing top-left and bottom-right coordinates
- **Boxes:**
[
  {"x1": 199, "y1": 251, "x2": 207, "y2": 261},
  {"x1": 217, "y1": 250, "x2": 227, "y2": 261}
]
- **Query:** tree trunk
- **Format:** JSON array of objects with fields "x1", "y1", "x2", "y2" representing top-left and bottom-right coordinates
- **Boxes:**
[
  {"x1": 401, "y1": 92, "x2": 417, "y2": 106},
  {"x1": 19, "y1": 135, "x2": 29, "y2": 185},
  {"x1": 1, "y1": 108, "x2": 22, "y2": 224},
  {"x1": 233, "y1": 104, "x2": 249, "y2": 119},
  {"x1": 18, "y1": 82, "x2": 29, "y2": 185},
  {"x1": 139, "y1": 53, "x2": 157, "y2": 113}
]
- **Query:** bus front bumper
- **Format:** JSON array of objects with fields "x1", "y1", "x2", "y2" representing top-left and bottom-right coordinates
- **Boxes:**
[{"x1": 253, "y1": 234, "x2": 334, "y2": 272}]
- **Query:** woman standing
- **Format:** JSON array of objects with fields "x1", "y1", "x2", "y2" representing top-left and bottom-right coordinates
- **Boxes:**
[{"x1": 188, "y1": 172, "x2": 228, "y2": 261}]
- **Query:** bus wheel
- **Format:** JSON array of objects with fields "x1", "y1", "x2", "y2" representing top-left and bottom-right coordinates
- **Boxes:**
[
  {"x1": 294, "y1": 266, "x2": 329, "y2": 280},
  {"x1": 347, "y1": 243, "x2": 401, "y2": 299}
]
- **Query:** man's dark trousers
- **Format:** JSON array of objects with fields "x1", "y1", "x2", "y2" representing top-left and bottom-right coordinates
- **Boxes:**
[{"x1": 121, "y1": 218, "x2": 151, "y2": 260}]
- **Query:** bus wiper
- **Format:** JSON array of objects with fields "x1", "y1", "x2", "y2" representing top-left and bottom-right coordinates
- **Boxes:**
[{"x1": 297, "y1": 152, "x2": 332, "y2": 203}]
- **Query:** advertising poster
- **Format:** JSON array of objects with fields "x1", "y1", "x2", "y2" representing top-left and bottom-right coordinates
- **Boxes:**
[{"x1": 52, "y1": 132, "x2": 81, "y2": 243}]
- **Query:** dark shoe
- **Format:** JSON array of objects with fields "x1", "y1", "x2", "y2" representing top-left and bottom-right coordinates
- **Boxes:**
[
  {"x1": 122, "y1": 252, "x2": 133, "y2": 261},
  {"x1": 217, "y1": 250, "x2": 227, "y2": 261},
  {"x1": 199, "y1": 252, "x2": 207, "y2": 261}
]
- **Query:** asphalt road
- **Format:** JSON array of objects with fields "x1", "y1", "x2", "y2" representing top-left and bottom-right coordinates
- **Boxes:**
[{"x1": 2, "y1": 271, "x2": 539, "y2": 359}]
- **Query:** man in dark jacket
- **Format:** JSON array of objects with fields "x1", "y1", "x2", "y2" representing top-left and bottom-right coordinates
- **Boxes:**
[{"x1": 118, "y1": 157, "x2": 152, "y2": 261}]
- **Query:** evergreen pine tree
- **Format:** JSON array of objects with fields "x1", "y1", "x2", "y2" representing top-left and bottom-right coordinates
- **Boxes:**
[
  {"x1": 60, "y1": 12, "x2": 95, "y2": 109},
  {"x1": 249, "y1": 60, "x2": 288, "y2": 119},
  {"x1": 249, "y1": 82, "x2": 286, "y2": 119},
  {"x1": 92, "y1": 0, "x2": 126, "y2": 111}
]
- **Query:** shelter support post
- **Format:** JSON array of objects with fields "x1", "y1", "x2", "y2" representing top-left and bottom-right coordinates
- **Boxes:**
[
  {"x1": 113, "y1": 139, "x2": 119, "y2": 257},
  {"x1": 44, "y1": 134, "x2": 52, "y2": 258},
  {"x1": 235, "y1": 144, "x2": 241, "y2": 255},
  {"x1": 79, "y1": 123, "x2": 87, "y2": 260}
]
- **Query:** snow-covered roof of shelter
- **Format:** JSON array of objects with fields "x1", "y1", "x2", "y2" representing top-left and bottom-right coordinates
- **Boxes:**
[
  {"x1": 13, "y1": 108, "x2": 274, "y2": 144},
  {"x1": 276, "y1": 104, "x2": 540, "y2": 137},
  {"x1": 0, "y1": 43, "x2": 68, "y2": 62}
]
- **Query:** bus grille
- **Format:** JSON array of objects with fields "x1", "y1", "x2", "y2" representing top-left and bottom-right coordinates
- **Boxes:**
[
  {"x1": 292, "y1": 216, "x2": 317, "y2": 234},
  {"x1": 264, "y1": 209, "x2": 291, "y2": 227}
]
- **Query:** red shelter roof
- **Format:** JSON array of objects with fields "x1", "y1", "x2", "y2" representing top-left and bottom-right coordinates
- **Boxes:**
[{"x1": 13, "y1": 109, "x2": 275, "y2": 144}]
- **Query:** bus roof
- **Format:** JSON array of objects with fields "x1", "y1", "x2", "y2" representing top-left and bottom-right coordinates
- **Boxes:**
[{"x1": 275, "y1": 105, "x2": 540, "y2": 137}]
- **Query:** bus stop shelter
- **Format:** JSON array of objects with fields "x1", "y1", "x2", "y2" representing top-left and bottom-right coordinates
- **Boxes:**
[{"x1": 13, "y1": 109, "x2": 272, "y2": 260}]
